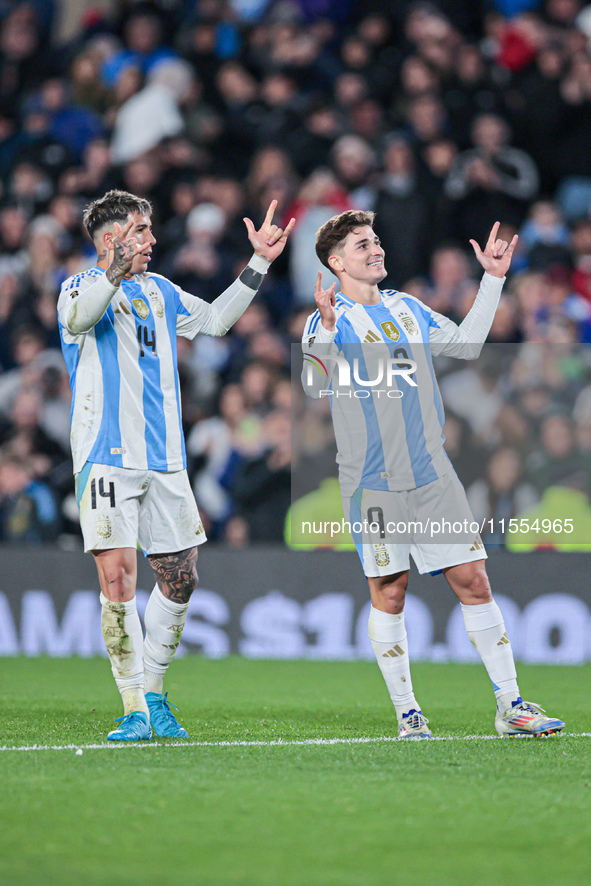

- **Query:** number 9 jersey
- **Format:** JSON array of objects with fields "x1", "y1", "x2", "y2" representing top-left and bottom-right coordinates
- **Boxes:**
[{"x1": 58, "y1": 266, "x2": 214, "y2": 474}]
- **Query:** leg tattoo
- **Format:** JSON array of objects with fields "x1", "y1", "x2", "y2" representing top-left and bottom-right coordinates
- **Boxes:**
[
  {"x1": 149, "y1": 546, "x2": 198, "y2": 603},
  {"x1": 144, "y1": 547, "x2": 198, "y2": 697}
]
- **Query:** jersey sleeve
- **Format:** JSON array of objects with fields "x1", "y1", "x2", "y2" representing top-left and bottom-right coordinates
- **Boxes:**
[
  {"x1": 301, "y1": 310, "x2": 339, "y2": 399},
  {"x1": 424, "y1": 273, "x2": 505, "y2": 359},
  {"x1": 58, "y1": 271, "x2": 117, "y2": 338},
  {"x1": 168, "y1": 254, "x2": 271, "y2": 339},
  {"x1": 172, "y1": 283, "x2": 221, "y2": 338}
]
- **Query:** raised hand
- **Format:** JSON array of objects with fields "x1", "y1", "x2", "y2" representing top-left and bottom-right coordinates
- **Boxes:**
[
  {"x1": 469, "y1": 221, "x2": 518, "y2": 279},
  {"x1": 243, "y1": 200, "x2": 296, "y2": 263},
  {"x1": 313, "y1": 271, "x2": 337, "y2": 332},
  {"x1": 106, "y1": 219, "x2": 151, "y2": 286}
]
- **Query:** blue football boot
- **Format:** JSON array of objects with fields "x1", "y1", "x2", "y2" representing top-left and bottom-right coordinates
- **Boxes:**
[
  {"x1": 146, "y1": 691, "x2": 189, "y2": 738},
  {"x1": 107, "y1": 710, "x2": 152, "y2": 741}
]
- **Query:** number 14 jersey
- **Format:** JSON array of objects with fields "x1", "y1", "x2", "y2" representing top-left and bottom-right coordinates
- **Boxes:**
[{"x1": 58, "y1": 266, "x2": 210, "y2": 474}]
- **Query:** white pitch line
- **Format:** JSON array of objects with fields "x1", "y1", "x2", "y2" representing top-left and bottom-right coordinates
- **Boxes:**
[{"x1": 1, "y1": 733, "x2": 590, "y2": 753}]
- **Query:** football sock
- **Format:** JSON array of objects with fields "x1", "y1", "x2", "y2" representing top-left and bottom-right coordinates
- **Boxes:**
[
  {"x1": 100, "y1": 593, "x2": 148, "y2": 716},
  {"x1": 368, "y1": 606, "x2": 418, "y2": 718},
  {"x1": 143, "y1": 585, "x2": 189, "y2": 695},
  {"x1": 460, "y1": 600, "x2": 520, "y2": 712}
]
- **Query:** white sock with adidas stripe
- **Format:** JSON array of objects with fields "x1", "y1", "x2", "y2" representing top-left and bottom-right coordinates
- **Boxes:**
[
  {"x1": 144, "y1": 586, "x2": 189, "y2": 695},
  {"x1": 368, "y1": 606, "x2": 418, "y2": 719},
  {"x1": 100, "y1": 593, "x2": 149, "y2": 716},
  {"x1": 460, "y1": 600, "x2": 520, "y2": 712}
]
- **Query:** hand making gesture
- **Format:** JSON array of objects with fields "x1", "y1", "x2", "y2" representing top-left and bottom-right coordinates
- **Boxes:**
[
  {"x1": 313, "y1": 271, "x2": 338, "y2": 332},
  {"x1": 243, "y1": 200, "x2": 296, "y2": 263},
  {"x1": 470, "y1": 221, "x2": 518, "y2": 279},
  {"x1": 106, "y1": 218, "x2": 151, "y2": 286}
]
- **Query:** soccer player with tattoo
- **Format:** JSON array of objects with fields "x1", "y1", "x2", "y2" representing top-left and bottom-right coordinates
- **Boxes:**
[
  {"x1": 59, "y1": 190, "x2": 294, "y2": 740},
  {"x1": 302, "y1": 211, "x2": 564, "y2": 738}
]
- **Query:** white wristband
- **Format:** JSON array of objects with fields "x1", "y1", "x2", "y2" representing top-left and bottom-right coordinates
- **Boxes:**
[{"x1": 248, "y1": 253, "x2": 272, "y2": 274}]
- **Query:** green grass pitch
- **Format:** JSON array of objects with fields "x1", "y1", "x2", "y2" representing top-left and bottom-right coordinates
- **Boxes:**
[{"x1": 1, "y1": 657, "x2": 590, "y2": 886}]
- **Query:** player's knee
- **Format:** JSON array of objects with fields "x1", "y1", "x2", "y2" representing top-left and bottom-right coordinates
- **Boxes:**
[
  {"x1": 149, "y1": 546, "x2": 199, "y2": 604},
  {"x1": 372, "y1": 575, "x2": 408, "y2": 614},
  {"x1": 457, "y1": 562, "x2": 491, "y2": 602},
  {"x1": 95, "y1": 552, "x2": 135, "y2": 603},
  {"x1": 100, "y1": 564, "x2": 135, "y2": 601}
]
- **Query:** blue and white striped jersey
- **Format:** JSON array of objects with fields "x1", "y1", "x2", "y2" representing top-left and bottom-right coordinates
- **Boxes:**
[
  {"x1": 301, "y1": 275, "x2": 503, "y2": 496},
  {"x1": 59, "y1": 266, "x2": 224, "y2": 474}
]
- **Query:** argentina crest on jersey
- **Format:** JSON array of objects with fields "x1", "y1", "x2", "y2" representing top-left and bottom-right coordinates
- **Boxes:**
[{"x1": 147, "y1": 287, "x2": 165, "y2": 317}]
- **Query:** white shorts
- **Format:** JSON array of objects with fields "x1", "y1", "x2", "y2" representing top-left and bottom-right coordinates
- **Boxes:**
[
  {"x1": 343, "y1": 470, "x2": 487, "y2": 578},
  {"x1": 75, "y1": 462, "x2": 207, "y2": 555}
]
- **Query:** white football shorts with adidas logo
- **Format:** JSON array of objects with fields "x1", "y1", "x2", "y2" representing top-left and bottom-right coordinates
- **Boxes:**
[
  {"x1": 75, "y1": 462, "x2": 207, "y2": 555},
  {"x1": 342, "y1": 469, "x2": 486, "y2": 577}
]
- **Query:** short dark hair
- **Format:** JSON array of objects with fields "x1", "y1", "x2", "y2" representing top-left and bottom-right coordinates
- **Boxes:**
[
  {"x1": 315, "y1": 209, "x2": 376, "y2": 269},
  {"x1": 82, "y1": 189, "x2": 152, "y2": 242}
]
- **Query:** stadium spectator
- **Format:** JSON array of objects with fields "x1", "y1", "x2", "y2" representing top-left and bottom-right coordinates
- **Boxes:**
[
  {"x1": 467, "y1": 446, "x2": 538, "y2": 544},
  {"x1": 110, "y1": 59, "x2": 193, "y2": 164},
  {"x1": 373, "y1": 134, "x2": 432, "y2": 288},
  {"x1": 526, "y1": 412, "x2": 591, "y2": 493},
  {"x1": 0, "y1": 325, "x2": 48, "y2": 415},
  {"x1": 229, "y1": 407, "x2": 291, "y2": 541},
  {"x1": 187, "y1": 382, "x2": 260, "y2": 537},
  {"x1": 0, "y1": 451, "x2": 59, "y2": 542},
  {"x1": 571, "y1": 218, "x2": 591, "y2": 301},
  {"x1": 286, "y1": 168, "x2": 350, "y2": 305},
  {"x1": 445, "y1": 113, "x2": 539, "y2": 245},
  {"x1": 422, "y1": 244, "x2": 478, "y2": 318}
]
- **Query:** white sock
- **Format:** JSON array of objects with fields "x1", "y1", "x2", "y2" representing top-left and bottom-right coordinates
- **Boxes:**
[
  {"x1": 100, "y1": 593, "x2": 148, "y2": 716},
  {"x1": 461, "y1": 600, "x2": 520, "y2": 712},
  {"x1": 143, "y1": 585, "x2": 189, "y2": 695},
  {"x1": 368, "y1": 606, "x2": 419, "y2": 719}
]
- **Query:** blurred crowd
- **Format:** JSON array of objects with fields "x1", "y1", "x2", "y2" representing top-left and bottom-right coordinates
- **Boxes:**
[{"x1": 2, "y1": 0, "x2": 591, "y2": 546}]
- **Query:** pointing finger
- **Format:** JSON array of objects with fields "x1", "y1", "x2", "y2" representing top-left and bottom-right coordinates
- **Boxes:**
[
  {"x1": 486, "y1": 221, "x2": 500, "y2": 251},
  {"x1": 314, "y1": 271, "x2": 323, "y2": 295},
  {"x1": 263, "y1": 199, "x2": 277, "y2": 230}
]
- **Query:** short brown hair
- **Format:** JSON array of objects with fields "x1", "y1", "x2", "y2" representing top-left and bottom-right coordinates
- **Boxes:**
[
  {"x1": 315, "y1": 210, "x2": 376, "y2": 269},
  {"x1": 82, "y1": 189, "x2": 152, "y2": 242}
]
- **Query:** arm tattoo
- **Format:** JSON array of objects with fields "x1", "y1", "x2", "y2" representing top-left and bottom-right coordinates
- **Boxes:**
[{"x1": 148, "y1": 546, "x2": 199, "y2": 604}]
